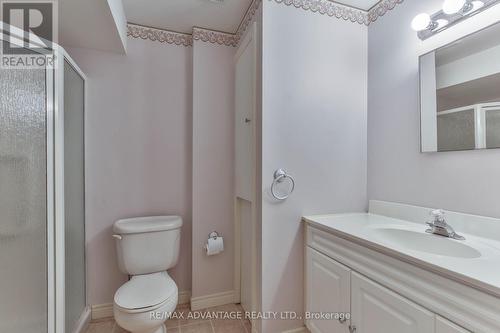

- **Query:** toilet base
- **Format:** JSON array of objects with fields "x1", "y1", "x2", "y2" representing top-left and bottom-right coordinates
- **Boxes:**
[
  {"x1": 130, "y1": 324, "x2": 166, "y2": 333},
  {"x1": 153, "y1": 324, "x2": 166, "y2": 333}
]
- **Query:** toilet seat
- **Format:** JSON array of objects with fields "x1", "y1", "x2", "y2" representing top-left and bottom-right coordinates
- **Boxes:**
[{"x1": 114, "y1": 271, "x2": 177, "y2": 313}]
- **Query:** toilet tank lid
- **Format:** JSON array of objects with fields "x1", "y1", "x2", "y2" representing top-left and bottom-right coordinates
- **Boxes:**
[{"x1": 113, "y1": 216, "x2": 182, "y2": 234}]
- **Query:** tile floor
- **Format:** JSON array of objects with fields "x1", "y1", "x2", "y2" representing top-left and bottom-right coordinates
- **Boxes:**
[{"x1": 85, "y1": 303, "x2": 252, "y2": 333}]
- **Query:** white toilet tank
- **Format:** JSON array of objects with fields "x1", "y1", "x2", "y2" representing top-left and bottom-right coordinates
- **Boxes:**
[{"x1": 113, "y1": 216, "x2": 182, "y2": 276}]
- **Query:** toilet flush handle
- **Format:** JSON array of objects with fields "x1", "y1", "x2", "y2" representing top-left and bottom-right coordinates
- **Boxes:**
[{"x1": 112, "y1": 234, "x2": 122, "y2": 240}]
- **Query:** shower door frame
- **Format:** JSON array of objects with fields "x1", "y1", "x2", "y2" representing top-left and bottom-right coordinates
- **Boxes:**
[
  {"x1": 47, "y1": 47, "x2": 56, "y2": 333},
  {"x1": 0, "y1": 28, "x2": 88, "y2": 333},
  {"x1": 53, "y1": 46, "x2": 89, "y2": 333}
]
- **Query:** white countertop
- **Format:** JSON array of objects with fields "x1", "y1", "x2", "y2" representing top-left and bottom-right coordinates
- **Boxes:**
[{"x1": 303, "y1": 212, "x2": 500, "y2": 297}]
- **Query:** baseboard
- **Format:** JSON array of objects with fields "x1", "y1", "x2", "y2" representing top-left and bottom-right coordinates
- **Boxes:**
[
  {"x1": 91, "y1": 290, "x2": 192, "y2": 321},
  {"x1": 190, "y1": 290, "x2": 235, "y2": 311},
  {"x1": 72, "y1": 306, "x2": 91, "y2": 333},
  {"x1": 178, "y1": 290, "x2": 191, "y2": 305},
  {"x1": 91, "y1": 303, "x2": 113, "y2": 320},
  {"x1": 251, "y1": 325, "x2": 309, "y2": 333},
  {"x1": 282, "y1": 327, "x2": 309, "y2": 333}
]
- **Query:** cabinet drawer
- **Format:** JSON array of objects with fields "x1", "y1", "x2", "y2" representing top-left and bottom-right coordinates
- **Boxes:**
[
  {"x1": 436, "y1": 316, "x2": 472, "y2": 333},
  {"x1": 306, "y1": 224, "x2": 350, "y2": 260}
]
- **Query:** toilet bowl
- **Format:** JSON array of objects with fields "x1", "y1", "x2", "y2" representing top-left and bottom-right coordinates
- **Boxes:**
[
  {"x1": 114, "y1": 272, "x2": 178, "y2": 333},
  {"x1": 112, "y1": 216, "x2": 183, "y2": 333}
]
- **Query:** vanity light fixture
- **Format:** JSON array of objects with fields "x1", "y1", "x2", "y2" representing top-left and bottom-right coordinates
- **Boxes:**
[
  {"x1": 411, "y1": 13, "x2": 434, "y2": 31},
  {"x1": 412, "y1": 0, "x2": 499, "y2": 40},
  {"x1": 471, "y1": 0, "x2": 486, "y2": 10},
  {"x1": 443, "y1": 0, "x2": 467, "y2": 14}
]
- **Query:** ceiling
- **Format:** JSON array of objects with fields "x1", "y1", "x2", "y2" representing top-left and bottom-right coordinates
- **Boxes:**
[
  {"x1": 122, "y1": 0, "x2": 381, "y2": 35},
  {"x1": 59, "y1": 0, "x2": 126, "y2": 53},
  {"x1": 336, "y1": 0, "x2": 381, "y2": 10},
  {"x1": 122, "y1": 0, "x2": 252, "y2": 34}
]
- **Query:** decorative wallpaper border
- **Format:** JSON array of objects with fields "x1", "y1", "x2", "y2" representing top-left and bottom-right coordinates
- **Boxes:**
[
  {"x1": 236, "y1": 0, "x2": 262, "y2": 40},
  {"x1": 127, "y1": 24, "x2": 193, "y2": 46},
  {"x1": 192, "y1": 27, "x2": 239, "y2": 47},
  {"x1": 127, "y1": 0, "x2": 404, "y2": 47},
  {"x1": 271, "y1": 0, "x2": 368, "y2": 25},
  {"x1": 128, "y1": 0, "x2": 262, "y2": 48},
  {"x1": 367, "y1": 0, "x2": 405, "y2": 24},
  {"x1": 269, "y1": 0, "x2": 405, "y2": 26}
]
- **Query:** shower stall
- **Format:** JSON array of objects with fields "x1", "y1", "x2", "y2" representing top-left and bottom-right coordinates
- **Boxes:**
[{"x1": 0, "y1": 32, "x2": 87, "y2": 333}]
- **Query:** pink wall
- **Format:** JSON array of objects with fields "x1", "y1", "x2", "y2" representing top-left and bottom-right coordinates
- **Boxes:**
[
  {"x1": 191, "y1": 39, "x2": 236, "y2": 299},
  {"x1": 67, "y1": 37, "x2": 193, "y2": 305},
  {"x1": 261, "y1": 2, "x2": 368, "y2": 332}
]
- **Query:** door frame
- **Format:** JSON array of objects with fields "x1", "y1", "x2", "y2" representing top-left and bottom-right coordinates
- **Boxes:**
[{"x1": 233, "y1": 22, "x2": 258, "y2": 312}]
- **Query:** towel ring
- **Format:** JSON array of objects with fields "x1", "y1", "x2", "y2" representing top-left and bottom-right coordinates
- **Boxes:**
[{"x1": 271, "y1": 168, "x2": 295, "y2": 200}]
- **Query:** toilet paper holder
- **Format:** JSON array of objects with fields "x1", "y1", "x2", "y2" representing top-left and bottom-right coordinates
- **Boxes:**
[
  {"x1": 208, "y1": 231, "x2": 221, "y2": 240},
  {"x1": 205, "y1": 231, "x2": 224, "y2": 255}
]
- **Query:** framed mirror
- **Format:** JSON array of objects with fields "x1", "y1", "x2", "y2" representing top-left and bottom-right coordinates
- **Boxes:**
[{"x1": 420, "y1": 21, "x2": 500, "y2": 152}]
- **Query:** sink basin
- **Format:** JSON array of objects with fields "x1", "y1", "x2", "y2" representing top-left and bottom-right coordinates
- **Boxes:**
[{"x1": 370, "y1": 228, "x2": 481, "y2": 259}]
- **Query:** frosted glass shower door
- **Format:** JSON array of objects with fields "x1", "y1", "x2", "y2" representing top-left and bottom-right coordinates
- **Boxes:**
[
  {"x1": 64, "y1": 59, "x2": 86, "y2": 333},
  {"x1": 0, "y1": 68, "x2": 48, "y2": 332}
]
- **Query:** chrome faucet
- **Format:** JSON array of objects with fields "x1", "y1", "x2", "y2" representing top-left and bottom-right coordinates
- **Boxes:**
[{"x1": 425, "y1": 209, "x2": 465, "y2": 240}]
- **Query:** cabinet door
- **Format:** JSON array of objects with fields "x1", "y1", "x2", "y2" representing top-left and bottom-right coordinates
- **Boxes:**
[
  {"x1": 436, "y1": 316, "x2": 471, "y2": 333},
  {"x1": 351, "y1": 272, "x2": 434, "y2": 333},
  {"x1": 305, "y1": 247, "x2": 351, "y2": 333}
]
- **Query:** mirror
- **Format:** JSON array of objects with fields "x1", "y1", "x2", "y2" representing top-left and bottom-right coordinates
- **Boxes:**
[{"x1": 420, "y1": 22, "x2": 500, "y2": 152}]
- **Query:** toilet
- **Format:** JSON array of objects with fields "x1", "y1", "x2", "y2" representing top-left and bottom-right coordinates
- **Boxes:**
[{"x1": 112, "y1": 216, "x2": 183, "y2": 333}]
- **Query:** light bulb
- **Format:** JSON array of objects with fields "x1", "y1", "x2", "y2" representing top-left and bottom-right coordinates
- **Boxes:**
[
  {"x1": 435, "y1": 19, "x2": 449, "y2": 29},
  {"x1": 471, "y1": 0, "x2": 485, "y2": 12},
  {"x1": 443, "y1": 0, "x2": 466, "y2": 14},
  {"x1": 412, "y1": 13, "x2": 432, "y2": 31}
]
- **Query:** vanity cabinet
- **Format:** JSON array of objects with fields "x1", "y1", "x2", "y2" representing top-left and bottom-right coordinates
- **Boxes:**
[
  {"x1": 304, "y1": 224, "x2": 477, "y2": 333},
  {"x1": 351, "y1": 272, "x2": 434, "y2": 333},
  {"x1": 436, "y1": 317, "x2": 471, "y2": 333},
  {"x1": 305, "y1": 247, "x2": 351, "y2": 333}
]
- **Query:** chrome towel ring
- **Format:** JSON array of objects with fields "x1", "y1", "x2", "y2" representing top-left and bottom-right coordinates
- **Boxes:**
[{"x1": 271, "y1": 168, "x2": 295, "y2": 200}]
